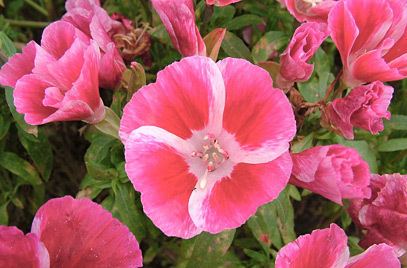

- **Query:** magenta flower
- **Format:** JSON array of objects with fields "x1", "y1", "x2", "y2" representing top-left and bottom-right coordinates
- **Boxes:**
[
  {"x1": 349, "y1": 174, "x2": 407, "y2": 257},
  {"x1": 328, "y1": 0, "x2": 407, "y2": 87},
  {"x1": 120, "y1": 56, "x2": 296, "y2": 238},
  {"x1": 284, "y1": 0, "x2": 338, "y2": 23},
  {"x1": 0, "y1": 196, "x2": 142, "y2": 267},
  {"x1": 0, "y1": 21, "x2": 105, "y2": 125},
  {"x1": 206, "y1": 0, "x2": 242, "y2": 6},
  {"x1": 323, "y1": 81, "x2": 393, "y2": 139},
  {"x1": 63, "y1": 0, "x2": 126, "y2": 89},
  {"x1": 290, "y1": 145, "x2": 371, "y2": 205},
  {"x1": 279, "y1": 22, "x2": 329, "y2": 83},
  {"x1": 151, "y1": 0, "x2": 206, "y2": 57},
  {"x1": 275, "y1": 223, "x2": 400, "y2": 268}
]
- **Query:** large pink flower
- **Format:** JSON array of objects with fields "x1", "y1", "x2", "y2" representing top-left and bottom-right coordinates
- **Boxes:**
[
  {"x1": 349, "y1": 174, "x2": 407, "y2": 257},
  {"x1": 151, "y1": 0, "x2": 206, "y2": 57},
  {"x1": 0, "y1": 21, "x2": 105, "y2": 125},
  {"x1": 279, "y1": 22, "x2": 329, "y2": 83},
  {"x1": 275, "y1": 223, "x2": 400, "y2": 268},
  {"x1": 328, "y1": 0, "x2": 407, "y2": 87},
  {"x1": 323, "y1": 81, "x2": 393, "y2": 139},
  {"x1": 284, "y1": 0, "x2": 338, "y2": 23},
  {"x1": 290, "y1": 145, "x2": 371, "y2": 205},
  {"x1": 0, "y1": 196, "x2": 143, "y2": 267},
  {"x1": 120, "y1": 56, "x2": 296, "y2": 238},
  {"x1": 206, "y1": 0, "x2": 242, "y2": 6},
  {"x1": 63, "y1": 0, "x2": 126, "y2": 89}
]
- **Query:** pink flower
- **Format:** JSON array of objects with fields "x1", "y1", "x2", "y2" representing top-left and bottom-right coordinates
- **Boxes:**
[
  {"x1": 151, "y1": 0, "x2": 206, "y2": 57},
  {"x1": 0, "y1": 196, "x2": 143, "y2": 267},
  {"x1": 63, "y1": 0, "x2": 126, "y2": 89},
  {"x1": 290, "y1": 145, "x2": 371, "y2": 205},
  {"x1": 120, "y1": 56, "x2": 296, "y2": 238},
  {"x1": 0, "y1": 21, "x2": 105, "y2": 125},
  {"x1": 279, "y1": 22, "x2": 329, "y2": 83},
  {"x1": 275, "y1": 223, "x2": 400, "y2": 268},
  {"x1": 328, "y1": 0, "x2": 407, "y2": 87},
  {"x1": 206, "y1": 0, "x2": 241, "y2": 6},
  {"x1": 284, "y1": 0, "x2": 338, "y2": 23},
  {"x1": 349, "y1": 174, "x2": 407, "y2": 257},
  {"x1": 323, "y1": 81, "x2": 393, "y2": 139}
]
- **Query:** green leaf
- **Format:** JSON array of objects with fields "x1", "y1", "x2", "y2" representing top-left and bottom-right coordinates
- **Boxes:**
[
  {"x1": 17, "y1": 127, "x2": 53, "y2": 181},
  {"x1": 0, "y1": 31, "x2": 16, "y2": 57},
  {"x1": 384, "y1": 114, "x2": 407, "y2": 130},
  {"x1": 221, "y1": 31, "x2": 252, "y2": 61},
  {"x1": 291, "y1": 133, "x2": 314, "y2": 153},
  {"x1": 0, "y1": 152, "x2": 42, "y2": 186},
  {"x1": 0, "y1": 202, "x2": 9, "y2": 225},
  {"x1": 252, "y1": 31, "x2": 287, "y2": 63},
  {"x1": 0, "y1": 114, "x2": 11, "y2": 141},
  {"x1": 111, "y1": 181, "x2": 147, "y2": 241},
  {"x1": 377, "y1": 138, "x2": 407, "y2": 152},
  {"x1": 211, "y1": 6, "x2": 236, "y2": 27},
  {"x1": 179, "y1": 229, "x2": 236, "y2": 268},
  {"x1": 225, "y1": 15, "x2": 263, "y2": 31}
]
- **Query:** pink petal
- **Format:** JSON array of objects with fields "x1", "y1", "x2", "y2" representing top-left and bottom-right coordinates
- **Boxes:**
[
  {"x1": 0, "y1": 226, "x2": 49, "y2": 268},
  {"x1": 151, "y1": 0, "x2": 206, "y2": 57},
  {"x1": 124, "y1": 126, "x2": 201, "y2": 238},
  {"x1": 120, "y1": 56, "x2": 225, "y2": 143},
  {"x1": 98, "y1": 42, "x2": 126, "y2": 89},
  {"x1": 13, "y1": 74, "x2": 56, "y2": 125},
  {"x1": 284, "y1": 0, "x2": 337, "y2": 23},
  {"x1": 218, "y1": 58, "x2": 296, "y2": 163},
  {"x1": 328, "y1": 0, "x2": 359, "y2": 70},
  {"x1": 346, "y1": 243, "x2": 400, "y2": 268},
  {"x1": 206, "y1": 0, "x2": 241, "y2": 6},
  {"x1": 0, "y1": 41, "x2": 36, "y2": 88},
  {"x1": 40, "y1": 21, "x2": 90, "y2": 60},
  {"x1": 63, "y1": 0, "x2": 101, "y2": 35},
  {"x1": 275, "y1": 224, "x2": 349, "y2": 268},
  {"x1": 31, "y1": 196, "x2": 142, "y2": 267},
  {"x1": 188, "y1": 152, "x2": 292, "y2": 234}
]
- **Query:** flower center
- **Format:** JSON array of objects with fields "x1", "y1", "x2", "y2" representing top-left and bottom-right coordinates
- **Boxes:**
[
  {"x1": 191, "y1": 134, "x2": 229, "y2": 172},
  {"x1": 302, "y1": 0, "x2": 323, "y2": 6}
]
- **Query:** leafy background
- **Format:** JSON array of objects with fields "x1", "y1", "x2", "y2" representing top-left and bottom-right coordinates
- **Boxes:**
[{"x1": 0, "y1": 0, "x2": 406, "y2": 267}]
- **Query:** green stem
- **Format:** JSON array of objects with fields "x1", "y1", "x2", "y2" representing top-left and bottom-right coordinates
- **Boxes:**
[
  {"x1": 24, "y1": 0, "x2": 49, "y2": 17},
  {"x1": 5, "y1": 19, "x2": 49, "y2": 28}
]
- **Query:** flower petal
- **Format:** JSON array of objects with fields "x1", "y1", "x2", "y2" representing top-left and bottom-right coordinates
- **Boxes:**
[
  {"x1": 120, "y1": 56, "x2": 225, "y2": 143},
  {"x1": 0, "y1": 226, "x2": 50, "y2": 268},
  {"x1": 31, "y1": 196, "x2": 142, "y2": 267},
  {"x1": 188, "y1": 152, "x2": 292, "y2": 234},
  {"x1": 124, "y1": 126, "x2": 201, "y2": 238},
  {"x1": 345, "y1": 243, "x2": 400, "y2": 268},
  {"x1": 0, "y1": 41, "x2": 37, "y2": 88},
  {"x1": 275, "y1": 224, "x2": 349, "y2": 268},
  {"x1": 217, "y1": 58, "x2": 296, "y2": 164}
]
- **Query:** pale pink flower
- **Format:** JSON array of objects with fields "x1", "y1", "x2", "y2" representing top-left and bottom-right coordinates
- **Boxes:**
[
  {"x1": 290, "y1": 145, "x2": 371, "y2": 205},
  {"x1": 328, "y1": 0, "x2": 407, "y2": 87},
  {"x1": 284, "y1": 0, "x2": 338, "y2": 23},
  {"x1": 120, "y1": 56, "x2": 296, "y2": 238},
  {"x1": 206, "y1": 0, "x2": 242, "y2": 6},
  {"x1": 275, "y1": 223, "x2": 400, "y2": 268},
  {"x1": 63, "y1": 0, "x2": 126, "y2": 89},
  {"x1": 279, "y1": 22, "x2": 329, "y2": 83},
  {"x1": 323, "y1": 81, "x2": 393, "y2": 139},
  {"x1": 349, "y1": 174, "x2": 407, "y2": 257},
  {"x1": 151, "y1": 0, "x2": 206, "y2": 57},
  {"x1": 0, "y1": 21, "x2": 105, "y2": 125},
  {"x1": 0, "y1": 196, "x2": 143, "y2": 267}
]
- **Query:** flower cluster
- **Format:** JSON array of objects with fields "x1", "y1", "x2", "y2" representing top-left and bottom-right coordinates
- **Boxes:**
[{"x1": 0, "y1": 0, "x2": 405, "y2": 266}]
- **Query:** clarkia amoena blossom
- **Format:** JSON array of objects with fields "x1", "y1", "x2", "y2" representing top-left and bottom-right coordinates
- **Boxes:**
[
  {"x1": 120, "y1": 56, "x2": 296, "y2": 238},
  {"x1": 275, "y1": 223, "x2": 400, "y2": 268},
  {"x1": 284, "y1": 0, "x2": 338, "y2": 23},
  {"x1": 349, "y1": 173, "x2": 407, "y2": 258},
  {"x1": 328, "y1": 0, "x2": 407, "y2": 87},
  {"x1": 206, "y1": 0, "x2": 242, "y2": 6},
  {"x1": 0, "y1": 196, "x2": 142, "y2": 267}
]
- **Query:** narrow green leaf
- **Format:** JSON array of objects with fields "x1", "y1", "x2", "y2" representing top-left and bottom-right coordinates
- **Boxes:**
[
  {"x1": 225, "y1": 14, "x2": 263, "y2": 31},
  {"x1": 221, "y1": 31, "x2": 252, "y2": 61},
  {"x1": 0, "y1": 152, "x2": 42, "y2": 186},
  {"x1": 377, "y1": 138, "x2": 407, "y2": 152},
  {"x1": 385, "y1": 114, "x2": 407, "y2": 130},
  {"x1": 0, "y1": 31, "x2": 16, "y2": 57},
  {"x1": 252, "y1": 31, "x2": 287, "y2": 63}
]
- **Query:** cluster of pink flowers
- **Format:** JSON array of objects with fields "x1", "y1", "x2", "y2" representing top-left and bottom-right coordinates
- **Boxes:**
[{"x1": 0, "y1": 0, "x2": 405, "y2": 266}]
